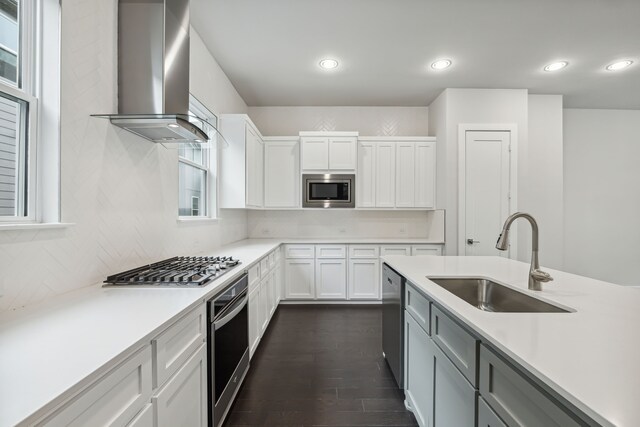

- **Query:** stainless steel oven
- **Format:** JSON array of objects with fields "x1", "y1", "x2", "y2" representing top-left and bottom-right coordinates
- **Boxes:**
[
  {"x1": 302, "y1": 174, "x2": 355, "y2": 208},
  {"x1": 207, "y1": 274, "x2": 249, "y2": 427}
]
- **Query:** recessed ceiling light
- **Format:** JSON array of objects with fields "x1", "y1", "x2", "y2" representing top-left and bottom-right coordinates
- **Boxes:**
[
  {"x1": 606, "y1": 60, "x2": 633, "y2": 71},
  {"x1": 544, "y1": 61, "x2": 569, "y2": 72},
  {"x1": 319, "y1": 59, "x2": 339, "y2": 70},
  {"x1": 431, "y1": 59, "x2": 452, "y2": 70}
]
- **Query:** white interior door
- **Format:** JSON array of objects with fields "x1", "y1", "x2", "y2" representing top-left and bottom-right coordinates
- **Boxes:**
[{"x1": 464, "y1": 131, "x2": 511, "y2": 256}]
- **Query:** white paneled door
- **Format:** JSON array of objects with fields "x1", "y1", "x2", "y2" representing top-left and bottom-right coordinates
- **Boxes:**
[{"x1": 464, "y1": 131, "x2": 511, "y2": 256}]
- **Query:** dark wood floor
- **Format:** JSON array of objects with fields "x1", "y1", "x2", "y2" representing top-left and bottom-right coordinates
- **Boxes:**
[{"x1": 223, "y1": 305, "x2": 418, "y2": 427}]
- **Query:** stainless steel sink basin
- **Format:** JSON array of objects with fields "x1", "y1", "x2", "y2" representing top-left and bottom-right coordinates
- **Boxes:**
[{"x1": 428, "y1": 277, "x2": 571, "y2": 313}]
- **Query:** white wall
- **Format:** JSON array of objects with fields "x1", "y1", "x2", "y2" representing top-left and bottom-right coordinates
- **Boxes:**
[
  {"x1": 248, "y1": 210, "x2": 445, "y2": 241},
  {"x1": 248, "y1": 106, "x2": 429, "y2": 136},
  {"x1": 564, "y1": 109, "x2": 640, "y2": 285},
  {"x1": 0, "y1": 1, "x2": 249, "y2": 312},
  {"x1": 526, "y1": 95, "x2": 564, "y2": 269}
]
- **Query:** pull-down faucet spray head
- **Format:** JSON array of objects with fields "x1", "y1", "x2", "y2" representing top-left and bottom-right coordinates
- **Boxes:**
[{"x1": 495, "y1": 227, "x2": 510, "y2": 251}]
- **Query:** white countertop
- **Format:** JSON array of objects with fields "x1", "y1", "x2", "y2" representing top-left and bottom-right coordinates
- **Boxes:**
[
  {"x1": 381, "y1": 255, "x2": 640, "y2": 427},
  {"x1": 0, "y1": 237, "x2": 442, "y2": 426}
]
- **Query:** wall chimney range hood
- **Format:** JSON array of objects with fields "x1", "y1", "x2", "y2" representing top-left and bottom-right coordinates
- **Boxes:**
[{"x1": 93, "y1": 0, "x2": 225, "y2": 146}]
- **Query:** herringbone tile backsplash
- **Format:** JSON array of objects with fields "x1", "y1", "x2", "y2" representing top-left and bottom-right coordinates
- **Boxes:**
[{"x1": 0, "y1": 0, "x2": 248, "y2": 312}]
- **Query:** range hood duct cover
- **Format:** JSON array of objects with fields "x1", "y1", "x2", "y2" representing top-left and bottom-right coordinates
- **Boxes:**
[{"x1": 94, "y1": 0, "x2": 221, "y2": 145}]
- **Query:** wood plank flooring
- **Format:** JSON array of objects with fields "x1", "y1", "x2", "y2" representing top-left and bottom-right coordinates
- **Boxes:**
[{"x1": 223, "y1": 305, "x2": 418, "y2": 427}]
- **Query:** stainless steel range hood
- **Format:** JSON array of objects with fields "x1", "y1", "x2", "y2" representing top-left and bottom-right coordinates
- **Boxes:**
[{"x1": 93, "y1": 0, "x2": 224, "y2": 145}]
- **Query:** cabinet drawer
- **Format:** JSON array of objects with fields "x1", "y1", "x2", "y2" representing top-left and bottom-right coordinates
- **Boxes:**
[
  {"x1": 348, "y1": 245, "x2": 380, "y2": 259},
  {"x1": 260, "y1": 257, "x2": 269, "y2": 278},
  {"x1": 39, "y1": 346, "x2": 152, "y2": 427},
  {"x1": 431, "y1": 305, "x2": 478, "y2": 386},
  {"x1": 380, "y1": 245, "x2": 411, "y2": 256},
  {"x1": 248, "y1": 262, "x2": 260, "y2": 292},
  {"x1": 285, "y1": 244, "x2": 315, "y2": 259},
  {"x1": 479, "y1": 345, "x2": 580, "y2": 427},
  {"x1": 153, "y1": 305, "x2": 206, "y2": 388},
  {"x1": 405, "y1": 283, "x2": 431, "y2": 335},
  {"x1": 478, "y1": 397, "x2": 507, "y2": 427},
  {"x1": 411, "y1": 244, "x2": 443, "y2": 256},
  {"x1": 316, "y1": 244, "x2": 347, "y2": 259}
]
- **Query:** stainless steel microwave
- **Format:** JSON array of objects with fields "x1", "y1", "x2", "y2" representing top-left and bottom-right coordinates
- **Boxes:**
[{"x1": 302, "y1": 174, "x2": 355, "y2": 208}]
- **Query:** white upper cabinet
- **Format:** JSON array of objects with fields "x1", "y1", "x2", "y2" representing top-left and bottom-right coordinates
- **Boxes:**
[
  {"x1": 329, "y1": 137, "x2": 357, "y2": 170},
  {"x1": 300, "y1": 136, "x2": 329, "y2": 170},
  {"x1": 375, "y1": 142, "x2": 396, "y2": 207},
  {"x1": 300, "y1": 132, "x2": 358, "y2": 172},
  {"x1": 219, "y1": 114, "x2": 264, "y2": 209},
  {"x1": 357, "y1": 137, "x2": 436, "y2": 209},
  {"x1": 395, "y1": 143, "x2": 416, "y2": 207},
  {"x1": 415, "y1": 141, "x2": 436, "y2": 208},
  {"x1": 357, "y1": 142, "x2": 376, "y2": 208},
  {"x1": 264, "y1": 138, "x2": 300, "y2": 208}
]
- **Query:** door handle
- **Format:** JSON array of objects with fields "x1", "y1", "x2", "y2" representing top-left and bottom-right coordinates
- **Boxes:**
[{"x1": 467, "y1": 238, "x2": 480, "y2": 245}]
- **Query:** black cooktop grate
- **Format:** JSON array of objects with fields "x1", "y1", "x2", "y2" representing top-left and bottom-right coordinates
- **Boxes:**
[{"x1": 104, "y1": 256, "x2": 241, "y2": 287}]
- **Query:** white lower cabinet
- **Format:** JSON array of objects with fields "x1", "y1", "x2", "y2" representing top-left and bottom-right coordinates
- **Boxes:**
[
  {"x1": 153, "y1": 343, "x2": 207, "y2": 427},
  {"x1": 348, "y1": 258, "x2": 380, "y2": 300},
  {"x1": 39, "y1": 346, "x2": 153, "y2": 427},
  {"x1": 381, "y1": 245, "x2": 411, "y2": 256},
  {"x1": 405, "y1": 308, "x2": 476, "y2": 427},
  {"x1": 284, "y1": 259, "x2": 315, "y2": 299},
  {"x1": 258, "y1": 279, "x2": 269, "y2": 334},
  {"x1": 248, "y1": 285, "x2": 260, "y2": 357},
  {"x1": 315, "y1": 258, "x2": 347, "y2": 299},
  {"x1": 411, "y1": 244, "x2": 443, "y2": 256},
  {"x1": 126, "y1": 404, "x2": 153, "y2": 427}
]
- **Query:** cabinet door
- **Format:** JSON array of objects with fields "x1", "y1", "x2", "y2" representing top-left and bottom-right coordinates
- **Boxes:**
[
  {"x1": 245, "y1": 126, "x2": 264, "y2": 207},
  {"x1": 477, "y1": 397, "x2": 507, "y2": 427},
  {"x1": 415, "y1": 141, "x2": 436, "y2": 208},
  {"x1": 431, "y1": 336, "x2": 476, "y2": 427},
  {"x1": 126, "y1": 404, "x2": 153, "y2": 427},
  {"x1": 405, "y1": 312, "x2": 433, "y2": 427},
  {"x1": 275, "y1": 265, "x2": 283, "y2": 305},
  {"x1": 153, "y1": 344, "x2": 207, "y2": 427},
  {"x1": 248, "y1": 287, "x2": 260, "y2": 357},
  {"x1": 284, "y1": 259, "x2": 315, "y2": 299},
  {"x1": 301, "y1": 137, "x2": 329, "y2": 170},
  {"x1": 348, "y1": 258, "x2": 380, "y2": 300},
  {"x1": 375, "y1": 142, "x2": 396, "y2": 207},
  {"x1": 396, "y1": 143, "x2": 416, "y2": 208},
  {"x1": 258, "y1": 279, "x2": 269, "y2": 334},
  {"x1": 315, "y1": 259, "x2": 347, "y2": 299},
  {"x1": 357, "y1": 142, "x2": 376, "y2": 207},
  {"x1": 264, "y1": 140, "x2": 300, "y2": 208},
  {"x1": 329, "y1": 137, "x2": 357, "y2": 170}
]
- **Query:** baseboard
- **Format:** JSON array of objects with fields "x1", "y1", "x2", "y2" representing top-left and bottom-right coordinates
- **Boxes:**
[{"x1": 279, "y1": 300, "x2": 382, "y2": 305}]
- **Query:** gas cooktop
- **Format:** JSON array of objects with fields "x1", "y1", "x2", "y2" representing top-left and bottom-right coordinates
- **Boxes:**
[{"x1": 103, "y1": 256, "x2": 241, "y2": 287}]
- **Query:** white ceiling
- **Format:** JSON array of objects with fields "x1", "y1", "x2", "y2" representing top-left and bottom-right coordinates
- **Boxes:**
[{"x1": 191, "y1": 0, "x2": 640, "y2": 109}]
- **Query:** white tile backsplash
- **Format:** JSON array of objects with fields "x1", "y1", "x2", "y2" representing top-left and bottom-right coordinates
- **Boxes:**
[{"x1": 247, "y1": 209, "x2": 445, "y2": 241}]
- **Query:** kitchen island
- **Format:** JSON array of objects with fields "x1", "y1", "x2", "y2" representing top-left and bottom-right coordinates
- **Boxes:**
[{"x1": 382, "y1": 255, "x2": 640, "y2": 427}]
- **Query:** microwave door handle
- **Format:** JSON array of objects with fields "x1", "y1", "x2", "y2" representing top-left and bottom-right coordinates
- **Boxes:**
[{"x1": 214, "y1": 292, "x2": 248, "y2": 331}]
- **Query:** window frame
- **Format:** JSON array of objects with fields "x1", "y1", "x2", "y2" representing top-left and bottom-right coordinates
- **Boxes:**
[
  {"x1": 177, "y1": 95, "x2": 218, "y2": 221},
  {"x1": 0, "y1": 0, "x2": 61, "y2": 225}
]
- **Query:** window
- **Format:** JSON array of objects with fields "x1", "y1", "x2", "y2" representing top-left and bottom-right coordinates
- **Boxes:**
[
  {"x1": 178, "y1": 96, "x2": 217, "y2": 219},
  {"x1": 0, "y1": 0, "x2": 60, "y2": 224}
]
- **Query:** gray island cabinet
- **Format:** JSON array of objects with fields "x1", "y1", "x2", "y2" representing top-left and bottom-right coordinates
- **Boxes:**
[{"x1": 403, "y1": 279, "x2": 590, "y2": 427}]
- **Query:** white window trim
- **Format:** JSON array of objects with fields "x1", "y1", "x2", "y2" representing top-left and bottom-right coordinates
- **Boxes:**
[
  {"x1": 0, "y1": 0, "x2": 61, "y2": 226},
  {"x1": 177, "y1": 95, "x2": 218, "y2": 221}
]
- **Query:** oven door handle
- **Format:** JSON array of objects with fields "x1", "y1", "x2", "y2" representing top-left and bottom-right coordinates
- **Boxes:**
[{"x1": 214, "y1": 291, "x2": 248, "y2": 331}]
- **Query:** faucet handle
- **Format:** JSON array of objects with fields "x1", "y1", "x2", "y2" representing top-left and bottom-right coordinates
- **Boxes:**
[{"x1": 531, "y1": 269, "x2": 554, "y2": 283}]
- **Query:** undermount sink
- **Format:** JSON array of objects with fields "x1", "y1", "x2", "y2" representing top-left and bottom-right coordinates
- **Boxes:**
[{"x1": 428, "y1": 277, "x2": 571, "y2": 313}]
